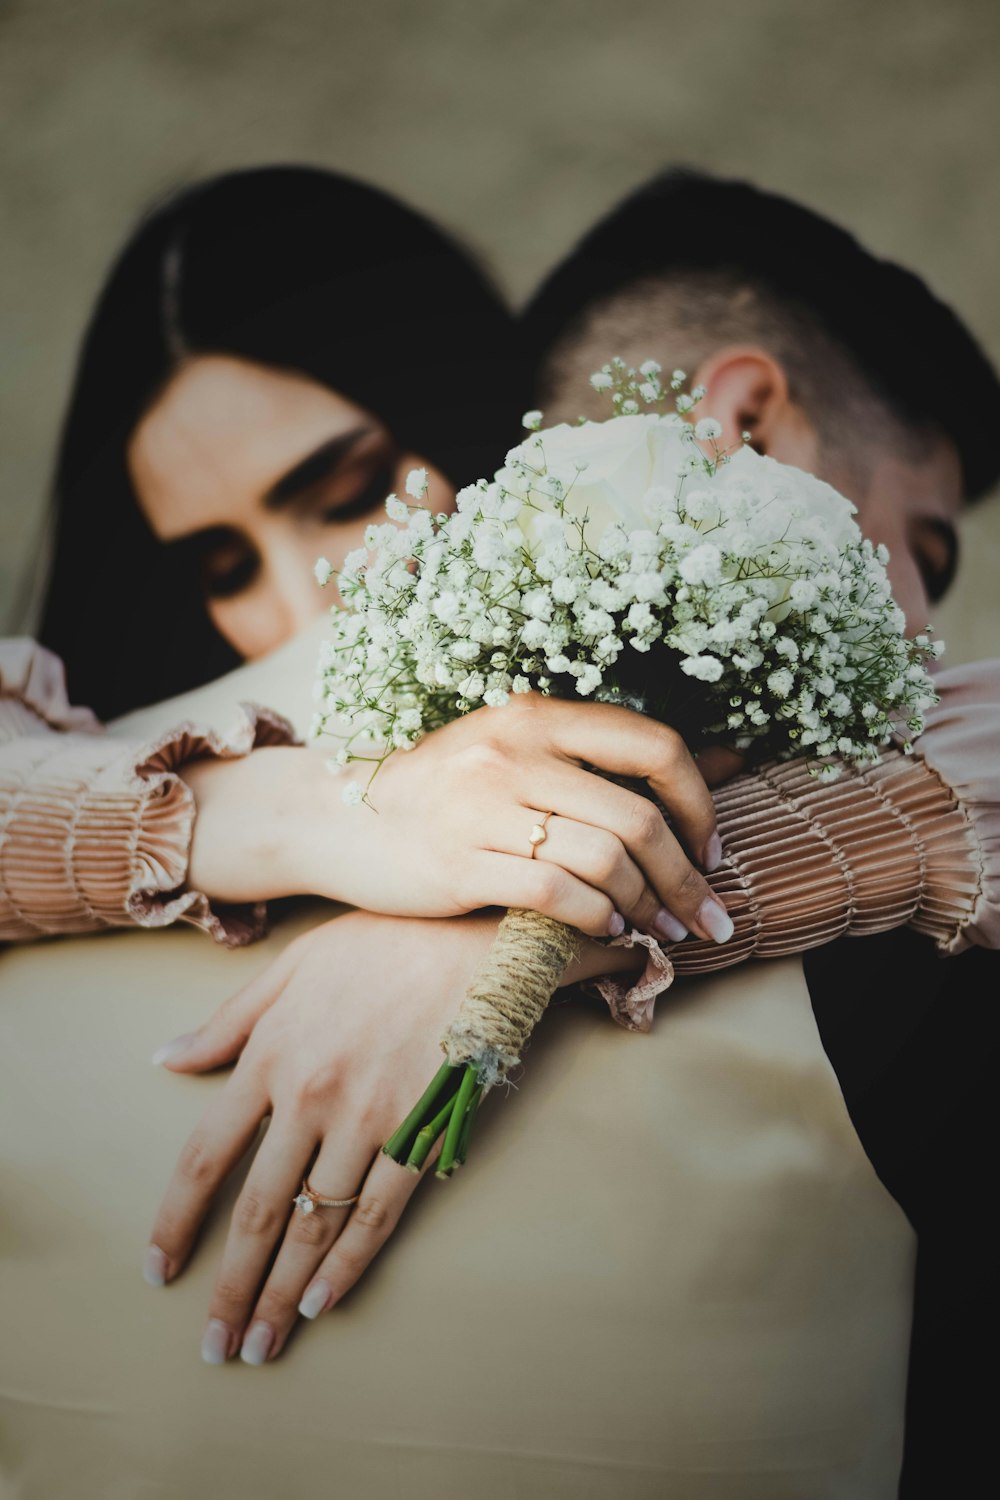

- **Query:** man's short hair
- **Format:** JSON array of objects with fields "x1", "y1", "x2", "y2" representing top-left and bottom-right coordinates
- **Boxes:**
[{"x1": 522, "y1": 168, "x2": 1000, "y2": 501}]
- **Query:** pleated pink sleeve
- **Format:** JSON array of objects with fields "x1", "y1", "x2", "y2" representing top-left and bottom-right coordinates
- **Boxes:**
[
  {"x1": 596, "y1": 659, "x2": 1000, "y2": 1032},
  {"x1": 0, "y1": 639, "x2": 298, "y2": 946}
]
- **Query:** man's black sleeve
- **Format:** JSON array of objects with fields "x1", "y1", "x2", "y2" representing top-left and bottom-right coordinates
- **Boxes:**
[{"x1": 804, "y1": 930, "x2": 998, "y2": 1499}]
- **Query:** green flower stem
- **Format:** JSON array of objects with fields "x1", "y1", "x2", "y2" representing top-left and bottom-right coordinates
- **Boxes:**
[
  {"x1": 404, "y1": 1093, "x2": 459, "y2": 1173},
  {"x1": 382, "y1": 1060, "x2": 462, "y2": 1163},
  {"x1": 435, "y1": 1063, "x2": 480, "y2": 1179},
  {"x1": 453, "y1": 1084, "x2": 484, "y2": 1168}
]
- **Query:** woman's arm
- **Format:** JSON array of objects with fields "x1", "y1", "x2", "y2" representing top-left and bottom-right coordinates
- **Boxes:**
[
  {"x1": 0, "y1": 638, "x2": 298, "y2": 945},
  {"x1": 2, "y1": 636, "x2": 734, "y2": 949}
]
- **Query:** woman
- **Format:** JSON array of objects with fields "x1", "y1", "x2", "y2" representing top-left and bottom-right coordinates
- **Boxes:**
[
  {"x1": 5, "y1": 165, "x2": 732, "y2": 952},
  {"x1": 38, "y1": 164, "x2": 519, "y2": 718}
]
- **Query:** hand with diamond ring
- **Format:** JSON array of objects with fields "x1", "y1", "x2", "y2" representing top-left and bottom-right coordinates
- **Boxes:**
[{"x1": 143, "y1": 909, "x2": 644, "y2": 1365}]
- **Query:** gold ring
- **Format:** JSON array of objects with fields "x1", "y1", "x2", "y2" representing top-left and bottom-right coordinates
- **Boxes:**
[
  {"x1": 528, "y1": 810, "x2": 554, "y2": 857},
  {"x1": 292, "y1": 1177, "x2": 361, "y2": 1216}
]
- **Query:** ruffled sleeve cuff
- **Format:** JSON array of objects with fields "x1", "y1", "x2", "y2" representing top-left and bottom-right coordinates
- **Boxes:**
[
  {"x1": 119, "y1": 706, "x2": 300, "y2": 945},
  {"x1": 0, "y1": 636, "x2": 101, "y2": 741},
  {"x1": 588, "y1": 931, "x2": 676, "y2": 1034},
  {"x1": 1, "y1": 640, "x2": 299, "y2": 946}
]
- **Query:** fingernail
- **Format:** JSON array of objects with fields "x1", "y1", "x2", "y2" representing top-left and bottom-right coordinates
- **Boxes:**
[
  {"x1": 200, "y1": 1319, "x2": 232, "y2": 1365},
  {"x1": 652, "y1": 909, "x2": 688, "y2": 944},
  {"x1": 607, "y1": 911, "x2": 626, "y2": 938},
  {"x1": 240, "y1": 1321, "x2": 274, "y2": 1366},
  {"x1": 299, "y1": 1280, "x2": 333, "y2": 1320},
  {"x1": 703, "y1": 832, "x2": 723, "y2": 872},
  {"x1": 151, "y1": 1032, "x2": 196, "y2": 1067},
  {"x1": 698, "y1": 897, "x2": 734, "y2": 944},
  {"x1": 143, "y1": 1244, "x2": 169, "y2": 1287}
]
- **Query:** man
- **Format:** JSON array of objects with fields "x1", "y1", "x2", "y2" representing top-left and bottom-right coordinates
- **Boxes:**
[
  {"x1": 522, "y1": 168, "x2": 999, "y2": 637},
  {"x1": 520, "y1": 167, "x2": 1000, "y2": 1498}
]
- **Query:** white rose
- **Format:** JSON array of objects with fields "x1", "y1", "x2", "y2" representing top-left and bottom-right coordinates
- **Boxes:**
[
  {"x1": 711, "y1": 447, "x2": 859, "y2": 553},
  {"x1": 500, "y1": 414, "x2": 690, "y2": 548},
  {"x1": 504, "y1": 418, "x2": 860, "y2": 563},
  {"x1": 707, "y1": 447, "x2": 861, "y2": 621}
]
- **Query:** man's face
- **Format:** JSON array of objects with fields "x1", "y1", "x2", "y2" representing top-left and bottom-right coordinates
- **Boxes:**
[{"x1": 824, "y1": 431, "x2": 963, "y2": 636}]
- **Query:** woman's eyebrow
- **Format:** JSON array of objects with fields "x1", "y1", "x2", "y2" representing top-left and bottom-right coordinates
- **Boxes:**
[{"x1": 264, "y1": 427, "x2": 375, "y2": 509}]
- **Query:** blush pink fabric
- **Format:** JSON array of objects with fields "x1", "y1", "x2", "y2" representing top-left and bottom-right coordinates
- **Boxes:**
[
  {"x1": 595, "y1": 657, "x2": 1000, "y2": 1030},
  {"x1": 0, "y1": 638, "x2": 298, "y2": 946}
]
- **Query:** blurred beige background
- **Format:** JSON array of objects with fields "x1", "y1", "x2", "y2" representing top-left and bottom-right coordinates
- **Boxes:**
[{"x1": 2, "y1": 0, "x2": 998, "y2": 661}]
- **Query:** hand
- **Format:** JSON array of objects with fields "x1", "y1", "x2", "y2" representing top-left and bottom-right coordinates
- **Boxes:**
[
  {"x1": 316, "y1": 695, "x2": 733, "y2": 945},
  {"x1": 144, "y1": 910, "x2": 643, "y2": 1366},
  {"x1": 182, "y1": 695, "x2": 734, "y2": 945}
]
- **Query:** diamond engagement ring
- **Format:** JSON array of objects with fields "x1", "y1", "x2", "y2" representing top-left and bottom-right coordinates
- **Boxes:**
[
  {"x1": 528, "y1": 810, "x2": 554, "y2": 857},
  {"x1": 292, "y1": 1177, "x2": 361, "y2": 1216}
]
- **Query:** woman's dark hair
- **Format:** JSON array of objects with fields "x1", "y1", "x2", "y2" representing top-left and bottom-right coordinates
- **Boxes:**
[{"x1": 39, "y1": 166, "x2": 522, "y2": 718}]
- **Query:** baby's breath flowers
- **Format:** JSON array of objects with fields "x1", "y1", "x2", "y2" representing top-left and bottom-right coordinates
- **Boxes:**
[
  {"x1": 316, "y1": 359, "x2": 939, "y2": 797},
  {"x1": 314, "y1": 360, "x2": 941, "y2": 1173},
  {"x1": 405, "y1": 467, "x2": 429, "y2": 499}
]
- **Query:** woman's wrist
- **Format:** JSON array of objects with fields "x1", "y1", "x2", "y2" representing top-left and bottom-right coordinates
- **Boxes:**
[
  {"x1": 182, "y1": 746, "x2": 344, "y2": 903},
  {"x1": 562, "y1": 934, "x2": 645, "y2": 987}
]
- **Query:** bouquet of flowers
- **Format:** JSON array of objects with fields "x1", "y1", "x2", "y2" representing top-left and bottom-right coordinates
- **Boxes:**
[{"x1": 313, "y1": 361, "x2": 940, "y2": 1176}]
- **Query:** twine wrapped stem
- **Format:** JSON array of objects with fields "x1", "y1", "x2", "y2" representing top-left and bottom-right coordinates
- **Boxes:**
[{"x1": 382, "y1": 908, "x2": 578, "y2": 1177}]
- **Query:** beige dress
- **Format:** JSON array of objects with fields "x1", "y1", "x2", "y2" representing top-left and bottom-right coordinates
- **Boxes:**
[{"x1": 0, "y1": 633, "x2": 997, "y2": 1499}]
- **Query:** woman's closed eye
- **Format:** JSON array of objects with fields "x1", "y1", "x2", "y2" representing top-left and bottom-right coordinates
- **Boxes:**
[
  {"x1": 201, "y1": 535, "x2": 258, "y2": 600},
  {"x1": 198, "y1": 464, "x2": 396, "y2": 599}
]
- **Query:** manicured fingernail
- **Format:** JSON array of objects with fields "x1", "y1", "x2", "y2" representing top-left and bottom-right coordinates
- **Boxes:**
[
  {"x1": 240, "y1": 1321, "x2": 274, "y2": 1366},
  {"x1": 151, "y1": 1032, "x2": 196, "y2": 1067},
  {"x1": 143, "y1": 1244, "x2": 169, "y2": 1287},
  {"x1": 703, "y1": 832, "x2": 723, "y2": 872},
  {"x1": 698, "y1": 897, "x2": 734, "y2": 944},
  {"x1": 607, "y1": 910, "x2": 626, "y2": 937},
  {"x1": 299, "y1": 1281, "x2": 333, "y2": 1320},
  {"x1": 652, "y1": 909, "x2": 688, "y2": 944},
  {"x1": 200, "y1": 1319, "x2": 232, "y2": 1365}
]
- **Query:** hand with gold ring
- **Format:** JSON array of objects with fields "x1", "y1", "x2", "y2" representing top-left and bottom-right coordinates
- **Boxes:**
[
  {"x1": 145, "y1": 909, "x2": 643, "y2": 1364},
  {"x1": 302, "y1": 693, "x2": 735, "y2": 948}
]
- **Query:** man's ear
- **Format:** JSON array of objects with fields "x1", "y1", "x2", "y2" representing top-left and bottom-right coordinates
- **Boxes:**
[{"x1": 688, "y1": 346, "x2": 817, "y2": 468}]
